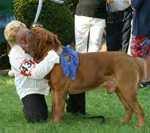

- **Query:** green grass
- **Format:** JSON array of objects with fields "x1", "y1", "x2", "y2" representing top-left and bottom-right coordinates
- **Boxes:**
[{"x1": 0, "y1": 75, "x2": 150, "y2": 133}]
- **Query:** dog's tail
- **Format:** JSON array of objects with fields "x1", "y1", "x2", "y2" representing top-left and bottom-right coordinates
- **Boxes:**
[
  {"x1": 144, "y1": 57, "x2": 150, "y2": 81},
  {"x1": 134, "y1": 57, "x2": 150, "y2": 82}
]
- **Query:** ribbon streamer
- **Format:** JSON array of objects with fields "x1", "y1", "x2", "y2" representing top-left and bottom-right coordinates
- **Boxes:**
[
  {"x1": 33, "y1": 0, "x2": 43, "y2": 24},
  {"x1": 33, "y1": 0, "x2": 64, "y2": 25}
]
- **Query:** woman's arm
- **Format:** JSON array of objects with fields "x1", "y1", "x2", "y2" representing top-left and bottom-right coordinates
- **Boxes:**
[{"x1": 9, "y1": 49, "x2": 59, "y2": 79}]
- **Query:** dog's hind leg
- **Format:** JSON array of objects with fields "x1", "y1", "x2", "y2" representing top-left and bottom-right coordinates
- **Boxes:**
[
  {"x1": 126, "y1": 95, "x2": 144, "y2": 128},
  {"x1": 116, "y1": 89, "x2": 133, "y2": 124},
  {"x1": 132, "y1": 100, "x2": 144, "y2": 128},
  {"x1": 51, "y1": 89, "x2": 66, "y2": 123},
  {"x1": 118, "y1": 86, "x2": 144, "y2": 128}
]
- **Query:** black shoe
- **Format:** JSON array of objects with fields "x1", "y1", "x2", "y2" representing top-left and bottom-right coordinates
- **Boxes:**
[
  {"x1": 66, "y1": 103, "x2": 86, "y2": 115},
  {"x1": 139, "y1": 81, "x2": 150, "y2": 88}
]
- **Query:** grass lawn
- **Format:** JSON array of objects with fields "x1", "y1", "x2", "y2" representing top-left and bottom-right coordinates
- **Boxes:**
[{"x1": 0, "y1": 75, "x2": 150, "y2": 133}]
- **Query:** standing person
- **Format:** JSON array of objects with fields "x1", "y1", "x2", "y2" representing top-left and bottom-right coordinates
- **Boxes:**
[
  {"x1": 130, "y1": 0, "x2": 150, "y2": 87},
  {"x1": 4, "y1": 20, "x2": 59, "y2": 122},
  {"x1": 106, "y1": 0, "x2": 132, "y2": 52},
  {"x1": 130, "y1": 0, "x2": 150, "y2": 58},
  {"x1": 66, "y1": 0, "x2": 107, "y2": 115}
]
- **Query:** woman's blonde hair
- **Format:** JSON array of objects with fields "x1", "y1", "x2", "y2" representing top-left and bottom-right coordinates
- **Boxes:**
[{"x1": 4, "y1": 20, "x2": 27, "y2": 46}]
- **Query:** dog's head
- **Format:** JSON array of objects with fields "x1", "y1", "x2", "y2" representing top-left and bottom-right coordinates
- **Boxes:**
[{"x1": 27, "y1": 27, "x2": 62, "y2": 60}]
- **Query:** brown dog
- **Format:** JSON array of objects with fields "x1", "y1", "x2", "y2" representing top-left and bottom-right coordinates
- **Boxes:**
[{"x1": 27, "y1": 27, "x2": 149, "y2": 128}]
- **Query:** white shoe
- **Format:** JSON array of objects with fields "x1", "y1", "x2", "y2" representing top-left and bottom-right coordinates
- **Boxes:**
[{"x1": 8, "y1": 70, "x2": 14, "y2": 77}]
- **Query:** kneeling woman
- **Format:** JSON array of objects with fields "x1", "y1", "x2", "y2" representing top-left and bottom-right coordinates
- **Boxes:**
[{"x1": 4, "y1": 20, "x2": 59, "y2": 122}]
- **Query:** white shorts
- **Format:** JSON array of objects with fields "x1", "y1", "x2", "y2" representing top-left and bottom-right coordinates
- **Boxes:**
[{"x1": 75, "y1": 15, "x2": 106, "y2": 53}]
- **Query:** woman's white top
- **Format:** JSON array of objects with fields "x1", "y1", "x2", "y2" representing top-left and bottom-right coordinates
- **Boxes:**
[{"x1": 9, "y1": 45, "x2": 59, "y2": 99}]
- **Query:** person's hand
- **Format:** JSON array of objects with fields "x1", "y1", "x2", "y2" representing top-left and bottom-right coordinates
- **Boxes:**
[
  {"x1": 31, "y1": 23, "x2": 43, "y2": 28},
  {"x1": 56, "y1": 46, "x2": 63, "y2": 55},
  {"x1": 128, "y1": 0, "x2": 131, "y2": 4},
  {"x1": 106, "y1": 0, "x2": 113, "y2": 4}
]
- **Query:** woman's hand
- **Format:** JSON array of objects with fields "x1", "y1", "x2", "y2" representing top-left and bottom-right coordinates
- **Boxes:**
[{"x1": 106, "y1": 0, "x2": 113, "y2": 4}]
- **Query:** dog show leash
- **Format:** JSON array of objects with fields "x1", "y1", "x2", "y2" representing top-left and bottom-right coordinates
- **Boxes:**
[{"x1": 33, "y1": 0, "x2": 43, "y2": 25}]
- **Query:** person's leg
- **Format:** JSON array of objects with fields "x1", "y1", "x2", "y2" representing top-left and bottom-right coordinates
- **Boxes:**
[
  {"x1": 75, "y1": 15, "x2": 90, "y2": 53},
  {"x1": 66, "y1": 15, "x2": 91, "y2": 115},
  {"x1": 22, "y1": 94, "x2": 48, "y2": 123},
  {"x1": 106, "y1": 21, "x2": 123, "y2": 51},
  {"x1": 106, "y1": 7, "x2": 132, "y2": 52},
  {"x1": 66, "y1": 93, "x2": 86, "y2": 115},
  {"x1": 88, "y1": 18, "x2": 106, "y2": 52}
]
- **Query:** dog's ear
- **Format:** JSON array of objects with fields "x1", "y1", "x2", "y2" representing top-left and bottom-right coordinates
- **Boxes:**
[
  {"x1": 53, "y1": 34, "x2": 62, "y2": 50},
  {"x1": 47, "y1": 32, "x2": 61, "y2": 51}
]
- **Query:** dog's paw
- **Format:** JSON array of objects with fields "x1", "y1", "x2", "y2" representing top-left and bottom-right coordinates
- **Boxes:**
[{"x1": 120, "y1": 117, "x2": 131, "y2": 124}]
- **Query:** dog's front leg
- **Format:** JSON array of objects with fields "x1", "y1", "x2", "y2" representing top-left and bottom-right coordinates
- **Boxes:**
[{"x1": 51, "y1": 89, "x2": 65, "y2": 123}]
